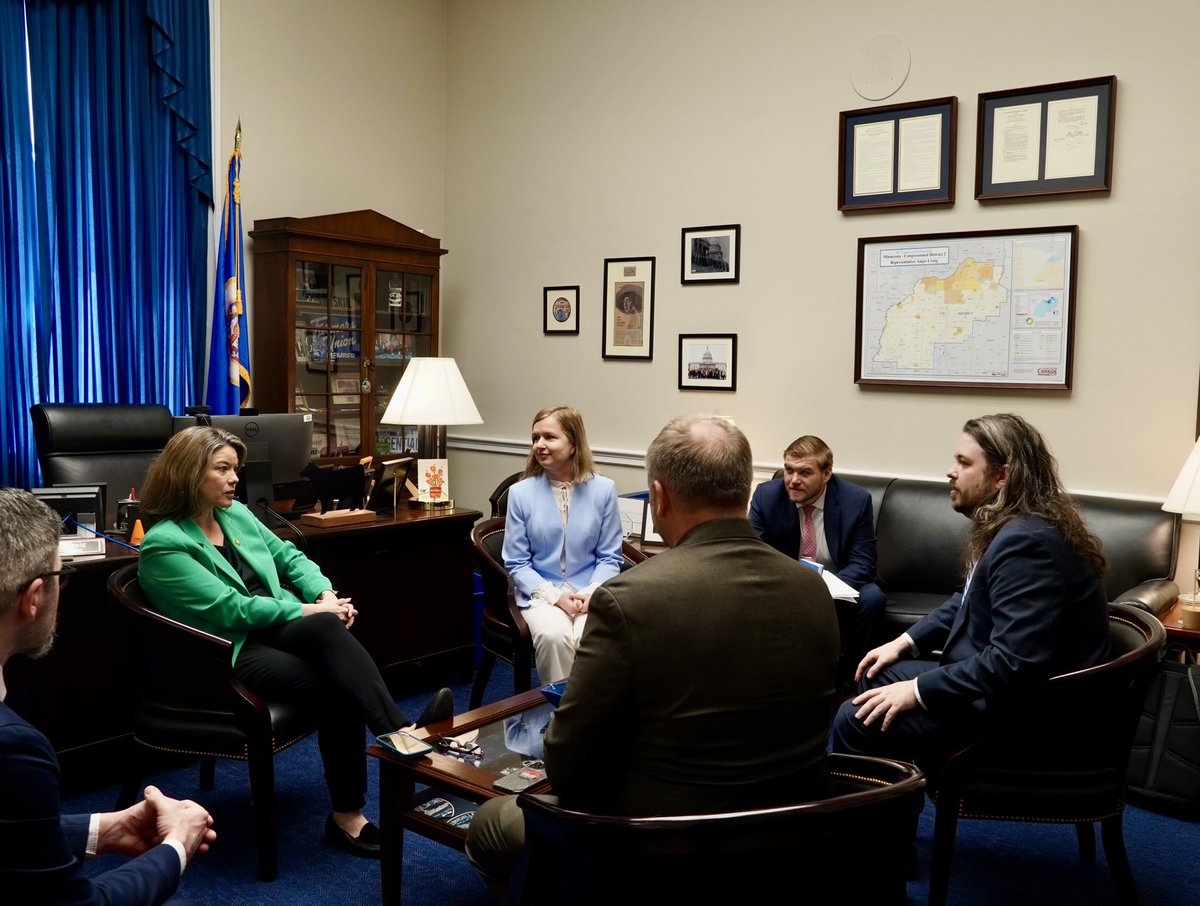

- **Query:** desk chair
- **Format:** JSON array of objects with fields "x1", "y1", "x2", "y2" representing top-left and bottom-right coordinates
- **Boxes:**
[
  {"x1": 512, "y1": 752, "x2": 925, "y2": 905},
  {"x1": 489, "y1": 471, "x2": 522, "y2": 517},
  {"x1": 469, "y1": 516, "x2": 646, "y2": 709},
  {"x1": 30, "y1": 402, "x2": 174, "y2": 530},
  {"x1": 108, "y1": 564, "x2": 319, "y2": 882},
  {"x1": 926, "y1": 602, "x2": 1165, "y2": 906}
]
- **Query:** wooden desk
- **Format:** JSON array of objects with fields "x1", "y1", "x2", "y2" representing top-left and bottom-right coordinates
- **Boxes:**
[
  {"x1": 1160, "y1": 598, "x2": 1200, "y2": 653},
  {"x1": 5, "y1": 507, "x2": 482, "y2": 788},
  {"x1": 293, "y1": 507, "x2": 482, "y2": 677}
]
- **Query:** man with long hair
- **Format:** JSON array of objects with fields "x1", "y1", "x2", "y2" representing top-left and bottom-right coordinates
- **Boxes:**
[{"x1": 832, "y1": 414, "x2": 1110, "y2": 838}]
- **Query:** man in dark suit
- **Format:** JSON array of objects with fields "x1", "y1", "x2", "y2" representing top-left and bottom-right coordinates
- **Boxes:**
[
  {"x1": 750, "y1": 434, "x2": 887, "y2": 665},
  {"x1": 0, "y1": 488, "x2": 216, "y2": 905},
  {"x1": 831, "y1": 414, "x2": 1110, "y2": 869},
  {"x1": 466, "y1": 415, "x2": 840, "y2": 895}
]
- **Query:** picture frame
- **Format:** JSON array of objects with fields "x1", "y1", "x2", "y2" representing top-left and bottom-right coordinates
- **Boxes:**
[
  {"x1": 855, "y1": 225, "x2": 1078, "y2": 390},
  {"x1": 678, "y1": 333, "x2": 737, "y2": 391},
  {"x1": 640, "y1": 498, "x2": 664, "y2": 545},
  {"x1": 838, "y1": 97, "x2": 957, "y2": 212},
  {"x1": 681, "y1": 224, "x2": 741, "y2": 284},
  {"x1": 332, "y1": 377, "x2": 359, "y2": 405},
  {"x1": 602, "y1": 257, "x2": 655, "y2": 360},
  {"x1": 975, "y1": 75, "x2": 1116, "y2": 201},
  {"x1": 543, "y1": 285, "x2": 580, "y2": 334}
]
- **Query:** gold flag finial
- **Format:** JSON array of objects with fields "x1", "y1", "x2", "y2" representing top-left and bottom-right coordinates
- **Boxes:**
[{"x1": 234, "y1": 118, "x2": 242, "y2": 151}]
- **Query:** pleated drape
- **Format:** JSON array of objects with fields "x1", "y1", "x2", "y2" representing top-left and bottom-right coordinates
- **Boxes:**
[{"x1": 0, "y1": 0, "x2": 211, "y2": 488}]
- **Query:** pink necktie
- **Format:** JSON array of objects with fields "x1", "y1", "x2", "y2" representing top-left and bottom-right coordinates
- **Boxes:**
[{"x1": 801, "y1": 505, "x2": 817, "y2": 561}]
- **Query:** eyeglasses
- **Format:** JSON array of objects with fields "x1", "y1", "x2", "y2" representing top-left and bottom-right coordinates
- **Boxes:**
[
  {"x1": 17, "y1": 565, "x2": 76, "y2": 596},
  {"x1": 431, "y1": 736, "x2": 482, "y2": 759}
]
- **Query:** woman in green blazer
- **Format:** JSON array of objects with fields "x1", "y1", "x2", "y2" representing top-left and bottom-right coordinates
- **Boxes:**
[{"x1": 138, "y1": 426, "x2": 452, "y2": 858}]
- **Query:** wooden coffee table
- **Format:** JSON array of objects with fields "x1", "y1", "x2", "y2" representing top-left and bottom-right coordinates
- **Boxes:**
[{"x1": 369, "y1": 689, "x2": 555, "y2": 904}]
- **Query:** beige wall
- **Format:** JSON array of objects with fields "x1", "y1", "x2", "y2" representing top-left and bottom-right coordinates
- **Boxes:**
[{"x1": 222, "y1": 0, "x2": 1200, "y2": 581}]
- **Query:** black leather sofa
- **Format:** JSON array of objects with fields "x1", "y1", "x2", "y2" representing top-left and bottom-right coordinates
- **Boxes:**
[{"x1": 821, "y1": 473, "x2": 1180, "y2": 638}]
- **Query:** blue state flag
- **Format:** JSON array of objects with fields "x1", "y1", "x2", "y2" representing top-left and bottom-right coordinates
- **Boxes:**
[{"x1": 205, "y1": 124, "x2": 252, "y2": 414}]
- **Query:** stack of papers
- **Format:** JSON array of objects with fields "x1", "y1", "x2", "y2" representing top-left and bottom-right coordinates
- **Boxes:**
[{"x1": 800, "y1": 559, "x2": 858, "y2": 601}]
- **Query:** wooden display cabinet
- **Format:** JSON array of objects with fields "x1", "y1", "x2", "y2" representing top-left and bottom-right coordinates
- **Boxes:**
[{"x1": 249, "y1": 210, "x2": 447, "y2": 464}]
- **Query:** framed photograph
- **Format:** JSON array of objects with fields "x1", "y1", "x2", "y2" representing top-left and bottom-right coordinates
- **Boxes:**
[
  {"x1": 856, "y1": 225, "x2": 1078, "y2": 390},
  {"x1": 976, "y1": 75, "x2": 1116, "y2": 201},
  {"x1": 543, "y1": 285, "x2": 580, "y2": 334},
  {"x1": 602, "y1": 257, "x2": 655, "y2": 360},
  {"x1": 838, "y1": 97, "x2": 957, "y2": 212},
  {"x1": 678, "y1": 334, "x2": 737, "y2": 391},
  {"x1": 332, "y1": 377, "x2": 359, "y2": 405},
  {"x1": 681, "y1": 224, "x2": 740, "y2": 284},
  {"x1": 640, "y1": 498, "x2": 664, "y2": 545}
]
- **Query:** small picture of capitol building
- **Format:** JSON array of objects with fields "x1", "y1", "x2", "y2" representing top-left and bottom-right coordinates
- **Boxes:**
[{"x1": 687, "y1": 346, "x2": 727, "y2": 381}]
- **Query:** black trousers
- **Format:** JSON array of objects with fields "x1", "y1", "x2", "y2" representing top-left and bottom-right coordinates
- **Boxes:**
[{"x1": 234, "y1": 613, "x2": 407, "y2": 813}]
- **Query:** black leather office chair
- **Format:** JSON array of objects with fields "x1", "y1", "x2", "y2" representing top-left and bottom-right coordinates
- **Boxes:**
[
  {"x1": 469, "y1": 516, "x2": 646, "y2": 709},
  {"x1": 108, "y1": 564, "x2": 319, "y2": 882},
  {"x1": 489, "y1": 470, "x2": 522, "y2": 517},
  {"x1": 30, "y1": 402, "x2": 174, "y2": 530},
  {"x1": 512, "y1": 752, "x2": 925, "y2": 905},
  {"x1": 926, "y1": 603, "x2": 1166, "y2": 906}
]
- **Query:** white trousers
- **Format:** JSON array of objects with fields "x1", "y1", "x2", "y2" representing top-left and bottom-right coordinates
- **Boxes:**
[{"x1": 522, "y1": 603, "x2": 587, "y2": 684}]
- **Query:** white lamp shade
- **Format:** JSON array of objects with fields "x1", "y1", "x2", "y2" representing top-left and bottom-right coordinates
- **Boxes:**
[
  {"x1": 1163, "y1": 438, "x2": 1200, "y2": 519},
  {"x1": 380, "y1": 357, "x2": 483, "y2": 427}
]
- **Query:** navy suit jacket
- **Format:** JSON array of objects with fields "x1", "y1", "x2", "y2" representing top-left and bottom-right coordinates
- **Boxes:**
[
  {"x1": 906, "y1": 516, "x2": 1110, "y2": 715},
  {"x1": 749, "y1": 474, "x2": 879, "y2": 589},
  {"x1": 0, "y1": 700, "x2": 182, "y2": 905}
]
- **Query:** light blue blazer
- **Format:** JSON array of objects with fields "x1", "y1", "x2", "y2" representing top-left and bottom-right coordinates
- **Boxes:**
[{"x1": 502, "y1": 473, "x2": 624, "y2": 607}]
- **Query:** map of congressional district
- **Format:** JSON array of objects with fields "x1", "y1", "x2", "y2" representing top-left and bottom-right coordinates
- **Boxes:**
[
  {"x1": 860, "y1": 231, "x2": 1072, "y2": 386},
  {"x1": 873, "y1": 257, "x2": 1007, "y2": 372}
]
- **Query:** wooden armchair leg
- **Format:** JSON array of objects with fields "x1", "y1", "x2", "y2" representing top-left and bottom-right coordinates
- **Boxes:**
[
  {"x1": 470, "y1": 651, "x2": 497, "y2": 710},
  {"x1": 200, "y1": 755, "x2": 217, "y2": 790},
  {"x1": 246, "y1": 741, "x2": 279, "y2": 883},
  {"x1": 1075, "y1": 821, "x2": 1096, "y2": 865},
  {"x1": 928, "y1": 799, "x2": 959, "y2": 906},
  {"x1": 1101, "y1": 815, "x2": 1139, "y2": 906}
]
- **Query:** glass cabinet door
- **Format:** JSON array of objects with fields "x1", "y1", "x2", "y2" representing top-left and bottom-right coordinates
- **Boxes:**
[
  {"x1": 372, "y1": 269, "x2": 433, "y2": 456},
  {"x1": 294, "y1": 260, "x2": 363, "y2": 457}
]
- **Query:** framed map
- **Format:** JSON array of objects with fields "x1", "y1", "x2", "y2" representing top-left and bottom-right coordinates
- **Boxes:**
[{"x1": 855, "y1": 225, "x2": 1078, "y2": 390}]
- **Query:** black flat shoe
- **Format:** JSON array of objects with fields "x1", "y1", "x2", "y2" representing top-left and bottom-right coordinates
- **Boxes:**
[
  {"x1": 324, "y1": 814, "x2": 381, "y2": 858},
  {"x1": 414, "y1": 687, "x2": 455, "y2": 728}
]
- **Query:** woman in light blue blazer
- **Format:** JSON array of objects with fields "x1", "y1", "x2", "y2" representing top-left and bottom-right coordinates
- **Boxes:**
[{"x1": 502, "y1": 405, "x2": 623, "y2": 684}]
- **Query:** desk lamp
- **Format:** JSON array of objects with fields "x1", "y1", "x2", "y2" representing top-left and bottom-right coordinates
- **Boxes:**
[
  {"x1": 379, "y1": 357, "x2": 482, "y2": 508},
  {"x1": 1162, "y1": 437, "x2": 1200, "y2": 604}
]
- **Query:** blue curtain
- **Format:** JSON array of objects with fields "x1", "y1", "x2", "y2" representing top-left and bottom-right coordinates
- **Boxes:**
[{"x1": 0, "y1": 0, "x2": 211, "y2": 489}]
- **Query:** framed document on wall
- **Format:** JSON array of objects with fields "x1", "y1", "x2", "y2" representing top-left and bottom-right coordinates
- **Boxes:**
[
  {"x1": 838, "y1": 97, "x2": 957, "y2": 212},
  {"x1": 976, "y1": 75, "x2": 1116, "y2": 201},
  {"x1": 602, "y1": 257, "x2": 655, "y2": 360}
]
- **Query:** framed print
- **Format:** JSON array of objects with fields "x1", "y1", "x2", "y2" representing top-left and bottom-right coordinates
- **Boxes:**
[
  {"x1": 838, "y1": 97, "x2": 957, "y2": 212},
  {"x1": 543, "y1": 285, "x2": 580, "y2": 334},
  {"x1": 332, "y1": 377, "x2": 359, "y2": 405},
  {"x1": 602, "y1": 257, "x2": 655, "y2": 360},
  {"x1": 681, "y1": 224, "x2": 740, "y2": 284},
  {"x1": 976, "y1": 76, "x2": 1116, "y2": 201},
  {"x1": 678, "y1": 334, "x2": 737, "y2": 391},
  {"x1": 856, "y1": 225, "x2": 1078, "y2": 390}
]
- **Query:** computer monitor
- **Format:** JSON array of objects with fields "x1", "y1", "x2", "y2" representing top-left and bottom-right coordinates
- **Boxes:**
[
  {"x1": 30, "y1": 484, "x2": 108, "y2": 558},
  {"x1": 176, "y1": 413, "x2": 314, "y2": 508}
]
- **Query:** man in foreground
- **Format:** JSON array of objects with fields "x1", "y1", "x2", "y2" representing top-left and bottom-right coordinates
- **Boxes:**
[
  {"x1": 750, "y1": 434, "x2": 887, "y2": 667},
  {"x1": 832, "y1": 414, "x2": 1110, "y2": 838},
  {"x1": 466, "y1": 415, "x2": 839, "y2": 898},
  {"x1": 0, "y1": 488, "x2": 216, "y2": 904}
]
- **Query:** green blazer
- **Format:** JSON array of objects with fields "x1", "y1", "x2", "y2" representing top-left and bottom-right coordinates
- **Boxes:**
[{"x1": 138, "y1": 500, "x2": 331, "y2": 663}]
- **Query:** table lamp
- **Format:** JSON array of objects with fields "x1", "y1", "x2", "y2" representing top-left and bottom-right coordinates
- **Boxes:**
[
  {"x1": 379, "y1": 357, "x2": 482, "y2": 508},
  {"x1": 1162, "y1": 436, "x2": 1200, "y2": 602}
]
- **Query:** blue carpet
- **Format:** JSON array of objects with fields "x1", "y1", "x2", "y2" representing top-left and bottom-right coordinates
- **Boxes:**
[{"x1": 64, "y1": 661, "x2": 1199, "y2": 905}]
